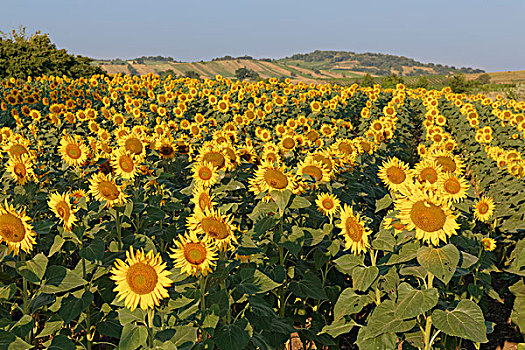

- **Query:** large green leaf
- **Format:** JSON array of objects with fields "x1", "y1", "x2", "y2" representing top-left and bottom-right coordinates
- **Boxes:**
[
  {"x1": 417, "y1": 244, "x2": 459, "y2": 284},
  {"x1": 79, "y1": 237, "x2": 105, "y2": 262},
  {"x1": 40, "y1": 266, "x2": 87, "y2": 294},
  {"x1": 17, "y1": 253, "x2": 48, "y2": 283},
  {"x1": 352, "y1": 266, "x2": 379, "y2": 292},
  {"x1": 509, "y1": 280, "x2": 525, "y2": 332},
  {"x1": 119, "y1": 323, "x2": 148, "y2": 350},
  {"x1": 395, "y1": 282, "x2": 438, "y2": 319},
  {"x1": 59, "y1": 291, "x2": 93, "y2": 324},
  {"x1": 214, "y1": 319, "x2": 251, "y2": 350},
  {"x1": 289, "y1": 271, "x2": 327, "y2": 300},
  {"x1": 333, "y1": 254, "x2": 363, "y2": 274},
  {"x1": 432, "y1": 300, "x2": 488, "y2": 343},
  {"x1": 357, "y1": 331, "x2": 397, "y2": 350},
  {"x1": 334, "y1": 288, "x2": 369, "y2": 321},
  {"x1": 375, "y1": 194, "x2": 393, "y2": 212},
  {"x1": 236, "y1": 268, "x2": 282, "y2": 295},
  {"x1": 170, "y1": 325, "x2": 198, "y2": 347},
  {"x1": 48, "y1": 335, "x2": 75, "y2": 350},
  {"x1": 270, "y1": 190, "x2": 291, "y2": 213},
  {"x1": 358, "y1": 300, "x2": 415, "y2": 340},
  {"x1": 318, "y1": 318, "x2": 357, "y2": 338},
  {"x1": 0, "y1": 330, "x2": 31, "y2": 349},
  {"x1": 386, "y1": 242, "x2": 419, "y2": 265}
]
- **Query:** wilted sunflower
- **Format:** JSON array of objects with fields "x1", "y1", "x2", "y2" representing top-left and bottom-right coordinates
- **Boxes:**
[
  {"x1": 249, "y1": 161, "x2": 297, "y2": 197},
  {"x1": 88, "y1": 173, "x2": 127, "y2": 207},
  {"x1": 396, "y1": 187, "x2": 459, "y2": 246},
  {"x1": 337, "y1": 204, "x2": 371, "y2": 255},
  {"x1": 473, "y1": 195, "x2": 495, "y2": 222},
  {"x1": 59, "y1": 133, "x2": 89, "y2": 167},
  {"x1": 170, "y1": 232, "x2": 218, "y2": 277},
  {"x1": 48, "y1": 192, "x2": 78, "y2": 232},
  {"x1": 6, "y1": 154, "x2": 35, "y2": 185},
  {"x1": 316, "y1": 193, "x2": 340, "y2": 219},
  {"x1": 188, "y1": 209, "x2": 237, "y2": 251},
  {"x1": 110, "y1": 247, "x2": 172, "y2": 311},
  {"x1": 192, "y1": 161, "x2": 219, "y2": 188},
  {"x1": 111, "y1": 149, "x2": 139, "y2": 180},
  {"x1": 0, "y1": 201, "x2": 36, "y2": 255},
  {"x1": 436, "y1": 172, "x2": 469, "y2": 202},
  {"x1": 377, "y1": 157, "x2": 413, "y2": 192}
]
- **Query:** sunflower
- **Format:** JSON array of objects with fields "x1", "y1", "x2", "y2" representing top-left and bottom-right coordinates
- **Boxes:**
[
  {"x1": 110, "y1": 247, "x2": 172, "y2": 311},
  {"x1": 377, "y1": 157, "x2": 413, "y2": 192},
  {"x1": 414, "y1": 159, "x2": 442, "y2": 187},
  {"x1": 316, "y1": 193, "x2": 340, "y2": 218},
  {"x1": 170, "y1": 232, "x2": 218, "y2": 277},
  {"x1": 429, "y1": 151, "x2": 465, "y2": 175},
  {"x1": 195, "y1": 145, "x2": 230, "y2": 170},
  {"x1": 48, "y1": 192, "x2": 78, "y2": 232},
  {"x1": 261, "y1": 147, "x2": 281, "y2": 165},
  {"x1": 70, "y1": 189, "x2": 89, "y2": 204},
  {"x1": 280, "y1": 134, "x2": 297, "y2": 152},
  {"x1": 6, "y1": 154, "x2": 35, "y2": 185},
  {"x1": 192, "y1": 162, "x2": 219, "y2": 188},
  {"x1": 156, "y1": 137, "x2": 177, "y2": 159},
  {"x1": 187, "y1": 209, "x2": 237, "y2": 251},
  {"x1": 473, "y1": 195, "x2": 495, "y2": 222},
  {"x1": 396, "y1": 187, "x2": 459, "y2": 246},
  {"x1": 481, "y1": 237, "x2": 496, "y2": 251},
  {"x1": 111, "y1": 149, "x2": 140, "y2": 180},
  {"x1": 297, "y1": 159, "x2": 330, "y2": 185},
  {"x1": 0, "y1": 201, "x2": 36, "y2": 255},
  {"x1": 118, "y1": 133, "x2": 146, "y2": 158},
  {"x1": 191, "y1": 185, "x2": 216, "y2": 214},
  {"x1": 249, "y1": 161, "x2": 297, "y2": 197},
  {"x1": 337, "y1": 204, "x2": 371, "y2": 255},
  {"x1": 436, "y1": 173, "x2": 469, "y2": 202},
  {"x1": 88, "y1": 173, "x2": 127, "y2": 207},
  {"x1": 59, "y1": 133, "x2": 89, "y2": 167}
]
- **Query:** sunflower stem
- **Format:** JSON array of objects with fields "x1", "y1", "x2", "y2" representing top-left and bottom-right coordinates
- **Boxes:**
[
  {"x1": 370, "y1": 250, "x2": 381, "y2": 305},
  {"x1": 116, "y1": 209, "x2": 122, "y2": 251},
  {"x1": 278, "y1": 212, "x2": 287, "y2": 318},
  {"x1": 147, "y1": 308, "x2": 154, "y2": 348},
  {"x1": 200, "y1": 275, "x2": 208, "y2": 340},
  {"x1": 82, "y1": 257, "x2": 92, "y2": 350},
  {"x1": 21, "y1": 252, "x2": 30, "y2": 343},
  {"x1": 423, "y1": 272, "x2": 434, "y2": 350}
]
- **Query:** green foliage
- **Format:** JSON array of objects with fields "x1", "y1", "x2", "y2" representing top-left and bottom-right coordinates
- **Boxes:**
[
  {"x1": 381, "y1": 73, "x2": 404, "y2": 89},
  {"x1": 360, "y1": 73, "x2": 375, "y2": 87},
  {"x1": 0, "y1": 27, "x2": 104, "y2": 79},
  {"x1": 234, "y1": 67, "x2": 259, "y2": 81},
  {"x1": 185, "y1": 70, "x2": 200, "y2": 79}
]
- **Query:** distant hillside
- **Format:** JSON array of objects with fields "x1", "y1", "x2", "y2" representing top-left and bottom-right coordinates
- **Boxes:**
[{"x1": 93, "y1": 50, "x2": 485, "y2": 82}]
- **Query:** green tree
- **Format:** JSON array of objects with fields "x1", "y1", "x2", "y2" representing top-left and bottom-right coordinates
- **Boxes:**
[
  {"x1": 0, "y1": 27, "x2": 104, "y2": 79},
  {"x1": 476, "y1": 73, "x2": 491, "y2": 84},
  {"x1": 414, "y1": 76, "x2": 429, "y2": 89},
  {"x1": 381, "y1": 73, "x2": 405, "y2": 89},
  {"x1": 448, "y1": 73, "x2": 470, "y2": 93},
  {"x1": 360, "y1": 74, "x2": 374, "y2": 87},
  {"x1": 235, "y1": 67, "x2": 259, "y2": 81},
  {"x1": 184, "y1": 70, "x2": 200, "y2": 79}
]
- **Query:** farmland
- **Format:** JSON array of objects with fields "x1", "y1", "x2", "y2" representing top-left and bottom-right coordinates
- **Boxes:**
[{"x1": 0, "y1": 73, "x2": 524, "y2": 350}]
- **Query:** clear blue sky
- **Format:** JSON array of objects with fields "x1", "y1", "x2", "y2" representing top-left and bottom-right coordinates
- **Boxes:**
[{"x1": 1, "y1": 0, "x2": 524, "y2": 72}]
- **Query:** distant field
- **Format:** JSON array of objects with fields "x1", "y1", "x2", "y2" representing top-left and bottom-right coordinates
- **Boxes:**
[{"x1": 466, "y1": 70, "x2": 525, "y2": 84}]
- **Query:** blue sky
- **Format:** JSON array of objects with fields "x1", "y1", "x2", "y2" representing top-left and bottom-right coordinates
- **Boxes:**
[{"x1": 1, "y1": 0, "x2": 524, "y2": 72}]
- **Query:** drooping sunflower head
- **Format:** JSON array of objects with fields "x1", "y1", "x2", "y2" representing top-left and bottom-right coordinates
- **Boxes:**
[
  {"x1": 187, "y1": 209, "x2": 237, "y2": 251},
  {"x1": 428, "y1": 150, "x2": 465, "y2": 175},
  {"x1": 0, "y1": 201, "x2": 36, "y2": 255},
  {"x1": 395, "y1": 187, "x2": 459, "y2": 246},
  {"x1": 110, "y1": 247, "x2": 172, "y2": 311},
  {"x1": 88, "y1": 173, "x2": 127, "y2": 208},
  {"x1": 437, "y1": 172, "x2": 469, "y2": 203},
  {"x1": 3, "y1": 139, "x2": 31, "y2": 159},
  {"x1": 191, "y1": 185, "x2": 216, "y2": 214},
  {"x1": 378, "y1": 157, "x2": 413, "y2": 192},
  {"x1": 48, "y1": 192, "x2": 78, "y2": 232},
  {"x1": 6, "y1": 154, "x2": 35, "y2": 186},
  {"x1": 473, "y1": 195, "x2": 495, "y2": 222},
  {"x1": 337, "y1": 204, "x2": 371, "y2": 255},
  {"x1": 192, "y1": 161, "x2": 219, "y2": 188},
  {"x1": 111, "y1": 148, "x2": 140, "y2": 180},
  {"x1": 315, "y1": 193, "x2": 340, "y2": 218},
  {"x1": 170, "y1": 232, "x2": 218, "y2": 277},
  {"x1": 59, "y1": 133, "x2": 89, "y2": 167}
]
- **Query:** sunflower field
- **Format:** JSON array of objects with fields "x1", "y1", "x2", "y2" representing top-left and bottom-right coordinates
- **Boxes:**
[{"x1": 0, "y1": 73, "x2": 524, "y2": 350}]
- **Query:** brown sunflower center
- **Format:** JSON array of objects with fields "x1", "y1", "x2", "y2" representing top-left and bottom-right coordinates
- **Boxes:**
[
  {"x1": 201, "y1": 217, "x2": 229, "y2": 240},
  {"x1": 386, "y1": 166, "x2": 406, "y2": 184},
  {"x1": 203, "y1": 152, "x2": 225, "y2": 169},
  {"x1": 159, "y1": 145, "x2": 175, "y2": 156},
  {"x1": 306, "y1": 130, "x2": 319, "y2": 142},
  {"x1": 282, "y1": 138, "x2": 295, "y2": 150},
  {"x1": 345, "y1": 217, "x2": 363, "y2": 242},
  {"x1": 264, "y1": 168, "x2": 289, "y2": 189},
  {"x1": 119, "y1": 155, "x2": 134, "y2": 173},
  {"x1": 302, "y1": 165, "x2": 323, "y2": 181},
  {"x1": 14, "y1": 163, "x2": 27, "y2": 177},
  {"x1": 419, "y1": 168, "x2": 438, "y2": 184},
  {"x1": 126, "y1": 262, "x2": 158, "y2": 295},
  {"x1": 9, "y1": 144, "x2": 28, "y2": 157},
  {"x1": 410, "y1": 200, "x2": 446, "y2": 233},
  {"x1": 97, "y1": 180, "x2": 119, "y2": 200},
  {"x1": 338, "y1": 142, "x2": 353, "y2": 155},
  {"x1": 436, "y1": 156, "x2": 456, "y2": 173},
  {"x1": 184, "y1": 243, "x2": 207, "y2": 265},
  {"x1": 56, "y1": 201, "x2": 70, "y2": 222},
  {"x1": 0, "y1": 213, "x2": 26, "y2": 243},
  {"x1": 477, "y1": 202, "x2": 489, "y2": 214},
  {"x1": 313, "y1": 155, "x2": 333, "y2": 171},
  {"x1": 198, "y1": 167, "x2": 213, "y2": 181},
  {"x1": 125, "y1": 137, "x2": 143, "y2": 155},
  {"x1": 65, "y1": 143, "x2": 82, "y2": 159},
  {"x1": 322, "y1": 199, "x2": 334, "y2": 210},
  {"x1": 443, "y1": 178, "x2": 461, "y2": 194},
  {"x1": 199, "y1": 192, "x2": 212, "y2": 211}
]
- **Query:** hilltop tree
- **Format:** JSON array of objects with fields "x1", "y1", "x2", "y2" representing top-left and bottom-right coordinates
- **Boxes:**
[
  {"x1": 360, "y1": 74, "x2": 375, "y2": 87},
  {"x1": 185, "y1": 70, "x2": 200, "y2": 79},
  {"x1": 381, "y1": 73, "x2": 405, "y2": 89},
  {"x1": 0, "y1": 26, "x2": 104, "y2": 79},
  {"x1": 448, "y1": 73, "x2": 470, "y2": 93},
  {"x1": 235, "y1": 67, "x2": 259, "y2": 81}
]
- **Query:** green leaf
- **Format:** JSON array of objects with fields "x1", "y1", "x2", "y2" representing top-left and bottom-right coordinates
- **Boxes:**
[
  {"x1": 334, "y1": 288, "x2": 369, "y2": 320},
  {"x1": 236, "y1": 268, "x2": 282, "y2": 295},
  {"x1": 41, "y1": 266, "x2": 87, "y2": 294},
  {"x1": 289, "y1": 271, "x2": 327, "y2": 300},
  {"x1": 510, "y1": 280, "x2": 525, "y2": 332},
  {"x1": 79, "y1": 237, "x2": 105, "y2": 262},
  {"x1": 319, "y1": 318, "x2": 356, "y2": 338},
  {"x1": 372, "y1": 229, "x2": 395, "y2": 252},
  {"x1": 352, "y1": 266, "x2": 379, "y2": 292},
  {"x1": 48, "y1": 335, "x2": 75, "y2": 350},
  {"x1": 48, "y1": 235, "x2": 64, "y2": 257},
  {"x1": 119, "y1": 323, "x2": 148, "y2": 350},
  {"x1": 289, "y1": 196, "x2": 311, "y2": 209},
  {"x1": 459, "y1": 251, "x2": 478, "y2": 269},
  {"x1": 170, "y1": 325, "x2": 197, "y2": 347},
  {"x1": 0, "y1": 330, "x2": 31, "y2": 350},
  {"x1": 59, "y1": 291, "x2": 93, "y2": 324},
  {"x1": 283, "y1": 226, "x2": 304, "y2": 256},
  {"x1": 432, "y1": 300, "x2": 488, "y2": 343},
  {"x1": 394, "y1": 282, "x2": 438, "y2": 319},
  {"x1": 333, "y1": 254, "x2": 364, "y2": 274},
  {"x1": 357, "y1": 332, "x2": 397, "y2": 350},
  {"x1": 270, "y1": 190, "x2": 292, "y2": 213},
  {"x1": 18, "y1": 253, "x2": 48, "y2": 283},
  {"x1": 386, "y1": 241, "x2": 420, "y2": 265},
  {"x1": 203, "y1": 304, "x2": 220, "y2": 331},
  {"x1": 214, "y1": 319, "x2": 251, "y2": 350},
  {"x1": 375, "y1": 194, "x2": 393, "y2": 212},
  {"x1": 358, "y1": 300, "x2": 415, "y2": 340},
  {"x1": 417, "y1": 244, "x2": 459, "y2": 284},
  {"x1": 124, "y1": 201, "x2": 134, "y2": 218}
]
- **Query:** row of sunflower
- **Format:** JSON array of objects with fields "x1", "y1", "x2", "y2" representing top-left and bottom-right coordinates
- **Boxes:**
[{"x1": 0, "y1": 74, "x2": 522, "y2": 349}]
